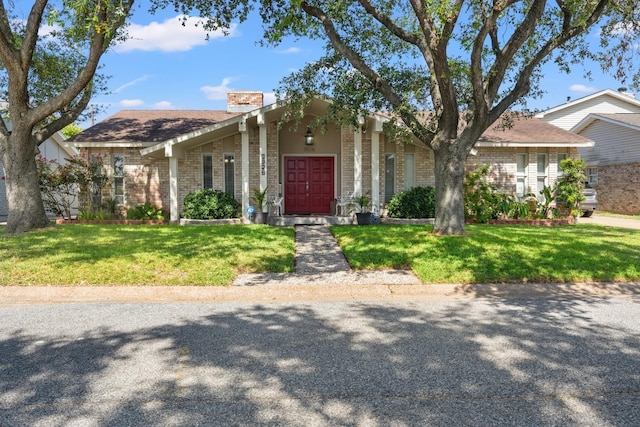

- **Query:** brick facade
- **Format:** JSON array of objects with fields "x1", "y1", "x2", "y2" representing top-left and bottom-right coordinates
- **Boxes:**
[
  {"x1": 79, "y1": 127, "x2": 581, "y2": 218},
  {"x1": 594, "y1": 162, "x2": 640, "y2": 214}
]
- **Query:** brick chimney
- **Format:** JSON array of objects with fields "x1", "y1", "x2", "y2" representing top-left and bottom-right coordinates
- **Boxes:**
[{"x1": 227, "y1": 91, "x2": 264, "y2": 113}]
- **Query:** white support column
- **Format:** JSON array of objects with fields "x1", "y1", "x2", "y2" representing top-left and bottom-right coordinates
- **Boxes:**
[
  {"x1": 354, "y1": 115, "x2": 365, "y2": 197},
  {"x1": 371, "y1": 118, "x2": 383, "y2": 212},
  {"x1": 169, "y1": 157, "x2": 178, "y2": 222},
  {"x1": 258, "y1": 113, "x2": 268, "y2": 197},
  {"x1": 240, "y1": 120, "x2": 250, "y2": 222},
  {"x1": 165, "y1": 144, "x2": 185, "y2": 223}
]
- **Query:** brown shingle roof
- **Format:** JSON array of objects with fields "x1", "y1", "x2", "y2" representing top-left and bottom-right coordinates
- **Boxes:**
[
  {"x1": 71, "y1": 109, "x2": 590, "y2": 146},
  {"x1": 69, "y1": 110, "x2": 241, "y2": 143},
  {"x1": 479, "y1": 115, "x2": 591, "y2": 144}
]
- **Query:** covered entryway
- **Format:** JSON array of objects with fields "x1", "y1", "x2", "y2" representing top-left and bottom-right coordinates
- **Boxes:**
[{"x1": 284, "y1": 156, "x2": 334, "y2": 214}]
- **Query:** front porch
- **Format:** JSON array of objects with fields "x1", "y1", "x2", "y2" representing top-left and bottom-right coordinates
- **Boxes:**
[{"x1": 268, "y1": 214, "x2": 358, "y2": 226}]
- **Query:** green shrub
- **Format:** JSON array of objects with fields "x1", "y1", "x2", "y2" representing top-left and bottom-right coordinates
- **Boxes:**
[
  {"x1": 183, "y1": 189, "x2": 241, "y2": 219},
  {"x1": 387, "y1": 186, "x2": 436, "y2": 218},
  {"x1": 126, "y1": 202, "x2": 165, "y2": 220},
  {"x1": 464, "y1": 164, "x2": 499, "y2": 222},
  {"x1": 555, "y1": 158, "x2": 586, "y2": 218}
]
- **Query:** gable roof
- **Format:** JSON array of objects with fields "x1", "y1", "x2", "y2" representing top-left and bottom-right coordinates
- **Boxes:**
[
  {"x1": 535, "y1": 89, "x2": 640, "y2": 118},
  {"x1": 71, "y1": 100, "x2": 593, "y2": 155},
  {"x1": 69, "y1": 110, "x2": 242, "y2": 145},
  {"x1": 573, "y1": 112, "x2": 640, "y2": 133},
  {"x1": 477, "y1": 115, "x2": 592, "y2": 147}
]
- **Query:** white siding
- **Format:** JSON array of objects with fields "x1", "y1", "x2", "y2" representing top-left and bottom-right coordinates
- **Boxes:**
[
  {"x1": 540, "y1": 94, "x2": 640, "y2": 130},
  {"x1": 578, "y1": 120, "x2": 640, "y2": 166},
  {"x1": 40, "y1": 139, "x2": 71, "y2": 164}
]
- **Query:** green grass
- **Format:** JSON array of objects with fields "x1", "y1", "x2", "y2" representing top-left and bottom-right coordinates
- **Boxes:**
[
  {"x1": 330, "y1": 223, "x2": 640, "y2": 284},
  {"x1": 2, "y1": 222, "x2": 639, "y2": 286},
  {"x1": 0, "y1": 224, "x2": 295, "y2": 286}
]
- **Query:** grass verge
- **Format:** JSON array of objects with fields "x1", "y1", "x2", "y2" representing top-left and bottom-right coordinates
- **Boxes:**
[
  {"x1": 0, "y1": 224, "x2": 295, "y2": 286},
  {"x1": 330, "y1": 223, "x2": 640, "y2": 284}
]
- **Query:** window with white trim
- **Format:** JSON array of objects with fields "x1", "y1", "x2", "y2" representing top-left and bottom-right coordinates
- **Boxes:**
[
  {"x1": 557, "y1": 153, "x2": 568, "y2": 177},
  {"x1": 404, "y1": 153, "x2": 415, "y2": 191},
  {"x1": 384, "y1": 154, "x2": 395, "y2": 202},
  {"x1": 516, "y1": 153, "x2": 527, "y2": 197},
  {"x1": 113, "y1": 154, "x2": 124, "y2": 204},
  {"x1": 587, "y1": 167, "x2": 598, "y2": 186},
  {"x1": 224, "y1": 154, "x2": 235, "y2": 195},
  {"x1": 536, "y1": 153, "x2": 547, "y2": 201},
  {"x1": 202, "y1": 154, "x2": 213, "y2": 189}
]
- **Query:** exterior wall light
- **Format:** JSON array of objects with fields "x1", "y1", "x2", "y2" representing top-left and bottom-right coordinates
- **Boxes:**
[{"x1": 304, "y1": 128, "x2": 314, "y2": 145}]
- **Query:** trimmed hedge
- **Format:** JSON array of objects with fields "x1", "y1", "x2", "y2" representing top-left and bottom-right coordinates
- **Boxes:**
[
  {"x1": 183, "y1": 189, "x2": 241, "y2": 219},
  {"x1": 387, "y1": 186, "x2": 436, "y2": 218}
]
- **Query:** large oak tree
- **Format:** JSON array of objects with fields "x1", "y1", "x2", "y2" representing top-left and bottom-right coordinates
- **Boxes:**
[
  {"x1": 257, "y1": 0, "x2": 639, "y2": 235},
  {"x1": 0, "y1": 0, "x2": 134, "y2": 234}
]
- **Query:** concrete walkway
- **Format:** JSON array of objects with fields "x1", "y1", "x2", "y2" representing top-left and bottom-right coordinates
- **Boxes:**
[{"x1": 231, "y1": 224, "x2": 421, "y2": 286}]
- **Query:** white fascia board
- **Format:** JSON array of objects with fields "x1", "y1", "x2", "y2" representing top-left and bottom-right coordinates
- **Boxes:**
[{"x1": 475, "y1": 141, "x2": 594, "y2": 148}]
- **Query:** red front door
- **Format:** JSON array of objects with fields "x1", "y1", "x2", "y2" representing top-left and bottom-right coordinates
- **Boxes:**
[{"x1": 284, "y1": 156, "x2": 334, "y2": 214}]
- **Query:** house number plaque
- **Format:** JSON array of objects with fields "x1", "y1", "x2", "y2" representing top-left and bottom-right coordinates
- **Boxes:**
[{"x1": 261, "y1": 153, "x2": 266, "y2": 176}]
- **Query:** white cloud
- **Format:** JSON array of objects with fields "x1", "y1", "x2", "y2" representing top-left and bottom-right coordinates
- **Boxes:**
[
  {"x1": 153, "y1": 101, "x2": 175, "y2": 109},
  {"x1": 570, "y1": 84, "x2": 598, "y2": 93},
  {"x1": 114, "y1": 15, "x2": 238, "y2": 53},
  {"x1": 200, "y1": 77, "x2": 236, "y2": 100},
  {"x1": 120, "y1": 99, "x2": 144, "y2": 107},
  {"x1": 114, "y1": 75, "x2": 150, "y2": 93},
  {"x1": 277, "y1": 47, "x2": 301, "y2": 54}
]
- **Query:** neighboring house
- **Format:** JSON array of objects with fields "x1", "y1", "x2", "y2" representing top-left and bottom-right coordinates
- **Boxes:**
[
  {"x1": 68, "y1": 91, "x2": 593, "y2": 222},
  {"x1": 536, "y1": 88, "x2": 640, "y2": 214},
  {"x1": 0, "y1": 122, "x2": 79, "y2": 221}
]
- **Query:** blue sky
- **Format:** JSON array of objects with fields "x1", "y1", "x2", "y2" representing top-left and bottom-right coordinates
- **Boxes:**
[{"x1": 51, "y1": 3, "x2": 636, "y2": 127}]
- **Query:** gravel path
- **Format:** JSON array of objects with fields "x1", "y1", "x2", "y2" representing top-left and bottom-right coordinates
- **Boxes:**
[{"x1": 232, "y1": 225, "x2": 421, "y2": 286}]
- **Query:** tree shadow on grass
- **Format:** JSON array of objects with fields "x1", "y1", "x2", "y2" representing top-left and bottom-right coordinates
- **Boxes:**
[{"x1": 1, "y1": 298, "x2": 639, "y2": 426}]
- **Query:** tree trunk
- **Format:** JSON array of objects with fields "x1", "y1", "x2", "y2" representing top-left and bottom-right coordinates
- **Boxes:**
[
  {"x1": 433, "y1": 146, "x2": 467, "y2": 235},
  {"x1": 2, "y1": 131, "x2": 50, "y2": 234}
]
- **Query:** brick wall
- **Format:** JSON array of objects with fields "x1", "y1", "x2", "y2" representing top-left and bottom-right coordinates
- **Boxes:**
[
  {"x1": 595, "y1": 161, "x2": 640, "y2": 214},
  {"x1": 341, "y1": 127, "x2": 355, "y2": 196}
]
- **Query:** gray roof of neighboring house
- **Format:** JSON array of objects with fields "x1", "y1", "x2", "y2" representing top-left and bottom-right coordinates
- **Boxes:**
[
  {"x1": 68, "y1": 110, "x2": 242, "y2": 143},
  {"x1": 592, "y1": 113, "x2": 640, "y2": 128}
]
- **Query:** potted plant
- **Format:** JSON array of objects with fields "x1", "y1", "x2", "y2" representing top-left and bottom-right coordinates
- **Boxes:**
[
  {"x1": 251, "y1": 186, "x2": 270, "y2": 224},
  {"x1": 355, "y1": 190, "x2": 373, "y2": 225}
]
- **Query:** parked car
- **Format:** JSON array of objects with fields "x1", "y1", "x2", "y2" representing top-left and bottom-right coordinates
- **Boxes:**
[{"x1": 581, "y1": 185, "x2": 598, "y2": 217}]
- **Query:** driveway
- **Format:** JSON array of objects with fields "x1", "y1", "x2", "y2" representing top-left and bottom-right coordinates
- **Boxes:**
[{"x1": 580, "y1": 213, "x2": 640, "y2": 229}]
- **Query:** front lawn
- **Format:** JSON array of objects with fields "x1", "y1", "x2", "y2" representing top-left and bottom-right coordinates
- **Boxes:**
[
  {"x1": 0, "y1": 224, "x2": 295, "y2": 286},
  {"x1": 331, "y1": 223, "x2": 640, "y2": 284}
]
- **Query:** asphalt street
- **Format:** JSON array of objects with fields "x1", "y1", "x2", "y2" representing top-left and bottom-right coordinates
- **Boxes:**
[{"x1": 1, "y1": 297, "x2": 640, "y2": 426}]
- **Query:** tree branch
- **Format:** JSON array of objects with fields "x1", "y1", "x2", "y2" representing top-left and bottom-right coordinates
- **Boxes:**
[
  {"x1": 29, "y1": 0, "x2": 134, "y2": 125},
  {"x1": 33, "y1": 85, "x2": 93, "y2": 146},
  {"x1": 300, "y1": 1, "x2": 436, "y2": 145}
]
